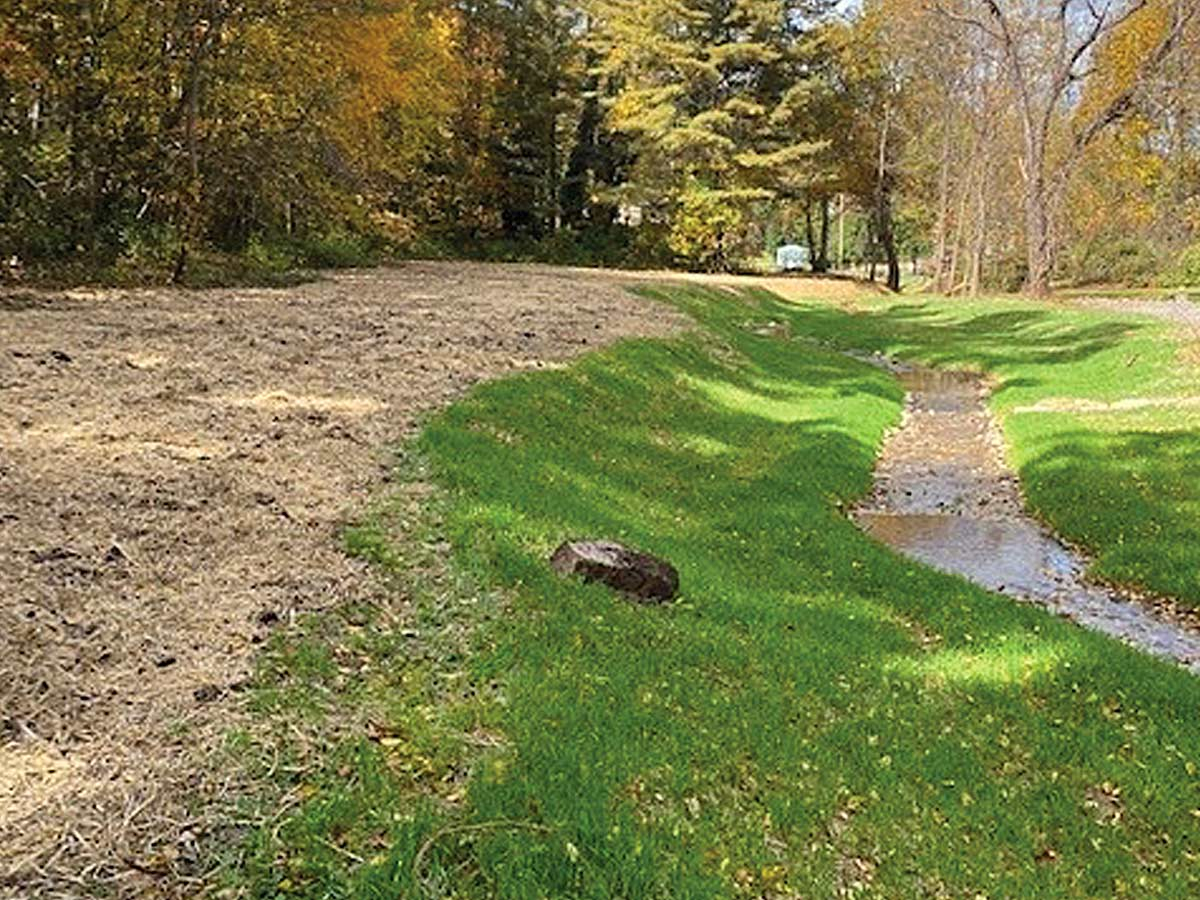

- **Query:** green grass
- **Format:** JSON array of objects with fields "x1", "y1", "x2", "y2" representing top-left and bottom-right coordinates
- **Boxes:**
[
  {"x1": 751, "y1": 291, "x2": 1200, "y2": 605},
  {"x1": 221, "y1": 286, "x2": 1200, "y2": 898},
  {"x1": 1007, "y1": 407, "x2": 1200, "y2": 600}
]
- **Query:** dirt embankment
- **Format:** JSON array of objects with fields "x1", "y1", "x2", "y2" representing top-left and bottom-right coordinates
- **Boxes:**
[{"x1": 0, "y1": 262, "x2": 696, "y2": 897}]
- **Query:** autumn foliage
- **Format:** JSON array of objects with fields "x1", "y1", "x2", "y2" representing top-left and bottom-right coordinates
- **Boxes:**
[{"x1": 1, "y1": 0, "x2": 1199, "y2": 286}]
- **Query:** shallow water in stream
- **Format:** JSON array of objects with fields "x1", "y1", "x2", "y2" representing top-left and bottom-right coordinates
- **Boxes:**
[{"x1": 851, "y1": 357, "x2": 1200, "y2": 672}]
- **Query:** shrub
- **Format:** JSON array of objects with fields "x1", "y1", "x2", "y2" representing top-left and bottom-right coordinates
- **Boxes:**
[
  {"x1": 1062, "y1": 235, "x2": 1161, "y2": 287},
  {"x1": 1164, "y1": 242, "x2": 1200, "y2": 287},
  {"x1": 294, "y1": 230, "x2": 379, "y2": 268},
  {"x1": 667, "y1": 184, "x2": 745, "y2": 272},
  {"x1": 402, "y1": 224, "x2": 674, "y2": 270},
  {"x1": 243, "y1": 234, "x2": 298, "y2": 272},
  {"x1": 111, "y1": 222, "x2": 184, "y2": 282}
]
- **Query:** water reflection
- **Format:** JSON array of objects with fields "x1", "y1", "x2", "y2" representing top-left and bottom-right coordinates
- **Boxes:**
[{"x1": 854, "y1": 362, "x2": 1200, "y2": 672}]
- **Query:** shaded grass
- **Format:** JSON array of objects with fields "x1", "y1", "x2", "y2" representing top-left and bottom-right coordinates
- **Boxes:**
[
  {"x1": 222, "y1": 286, "x2": 1200, "y2": 898},
  {"x1": 1008, "y1": 410, "x2": 1200, "y2": 601},
  {"x1": 745, "y1": 289, "x2": 1200, "y2": 606}
]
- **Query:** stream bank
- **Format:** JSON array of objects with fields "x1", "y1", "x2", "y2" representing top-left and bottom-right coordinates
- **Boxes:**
[{"x1": 851, "y1": 355, "x2": 1200, "y2": 672}]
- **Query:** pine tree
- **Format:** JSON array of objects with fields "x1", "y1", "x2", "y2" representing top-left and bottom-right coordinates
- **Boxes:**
[{"x1": 585, "y1": 0, "x2": 836, "y2": 264}]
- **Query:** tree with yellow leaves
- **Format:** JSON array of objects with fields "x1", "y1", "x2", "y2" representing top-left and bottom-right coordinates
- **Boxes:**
[{"x1": 925, "y1": 0, "x2": 1200, "y2": 295}]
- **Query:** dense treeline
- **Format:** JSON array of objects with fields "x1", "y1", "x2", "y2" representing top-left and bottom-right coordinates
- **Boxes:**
[
  {"x1": 1, "y1": 0, "x2": 1198, "y2": 291},
  {"x1": 0, "y1": 0, "x2": 467, "y2": 280}
]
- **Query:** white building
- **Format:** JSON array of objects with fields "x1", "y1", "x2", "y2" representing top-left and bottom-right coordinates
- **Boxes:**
[{"x1": 775, "y1": 244, "x2": 808, "y2": 272}]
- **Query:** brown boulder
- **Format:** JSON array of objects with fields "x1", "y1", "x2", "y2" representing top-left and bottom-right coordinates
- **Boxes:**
[{"x1": 549, "y1": 539, "x2": 679, "y2": 603}]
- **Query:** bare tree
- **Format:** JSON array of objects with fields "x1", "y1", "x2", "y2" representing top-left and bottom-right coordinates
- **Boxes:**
[{"x1": 934, "y1": 0, "x2": 1200, "y2": 295}]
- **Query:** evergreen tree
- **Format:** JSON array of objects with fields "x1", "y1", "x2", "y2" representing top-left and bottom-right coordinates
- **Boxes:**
[{"x1": 585, "y1": 0, "x2": 836, "y2": 265}]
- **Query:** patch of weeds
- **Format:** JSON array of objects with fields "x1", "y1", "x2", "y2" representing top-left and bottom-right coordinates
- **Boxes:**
[{"x1": 343, "y1": 522, "x2": 402, "y2": 571}]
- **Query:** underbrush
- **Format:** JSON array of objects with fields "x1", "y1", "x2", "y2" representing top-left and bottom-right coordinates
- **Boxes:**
[
  {"x1": 7, "y1": 227, "x2": 387, "y2": 289},
  {"x1": 1164, "y1": 242, "x2": 1200, "y2": 289},
  {"x1": 405, "y1": 225, "x2": 676, "y2": 271},
  {"x1": 219, "y1": 286, "x2": 1200, "y2": 898},
  {"x1": 1060, "y1": 236, "x2": 1163, "y2": 289}
]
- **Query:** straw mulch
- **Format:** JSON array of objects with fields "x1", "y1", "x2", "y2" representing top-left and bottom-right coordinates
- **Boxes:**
[{"x1": 0, "y1": 261, "x2": 687, "y2": 898}]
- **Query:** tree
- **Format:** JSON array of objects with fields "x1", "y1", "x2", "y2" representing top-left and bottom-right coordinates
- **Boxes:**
[
  {"x1": 931, "y1": 0, "x2": 1200, "y2": 295},
  {"x1": 823, "y1": 2, "x2": 912, "y2": 291},
  {"x1": 0, "y1": 0, "x2": 466, "y2": 274},
  {"x1": 584, "y1": 0, "x2": 835, "y2": 268}
]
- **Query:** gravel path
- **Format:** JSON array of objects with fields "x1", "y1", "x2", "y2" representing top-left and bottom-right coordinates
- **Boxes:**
[{"x1": 1072, "y1": 296, "x2": 1200, "y2": 331}]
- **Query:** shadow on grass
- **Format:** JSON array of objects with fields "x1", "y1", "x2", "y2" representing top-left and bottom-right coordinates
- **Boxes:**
[
  {"x1": 796, "y1": 297, "x2": 1132, "y2": 367},
  {"x1": 1016, "y1": 423, "x2": 1200, "y2": 603},
  {"x1": 234, "y1": 286, "x2": 1200, "y2": 900}
]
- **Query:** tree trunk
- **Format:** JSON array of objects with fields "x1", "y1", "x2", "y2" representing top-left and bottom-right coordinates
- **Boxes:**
[
  {"x1": 29, "y1": 83, "x2": 41, "y2": 136},
  {"x1": 866, "y1": 217, "x2": 877, "y2": 282},
  {"x1": 1023, "y1": 188, "x2": 1053, "y2": 295},
  {"x1": 947, "y1": 172, "x2": 970, "y2": 293},
  {"x1": 547, "y1": 96, "x2": 561, "y2": 233},
  {"x1": 172, "y1": 7, "x2": 211, "y2": 285},
  {"x1": 171, "y1": 78, "x2": 200, "y2": 284},
  {"x1": 804, "y1": 201, "x2": 816, "y2": 271},
  {"x1": 561, "y1": 82, "x2": 600, "y2": 227},
  {"x1": 875, "y1": 105, "x2": 900, "y2": 292},
  {"x1": 837, "y1": 193, "x2": 846, "y2": 270},
  {"x1": 1022, "y1": 133, "x2": 1053, "y2": 296},
  {"x1": 815, "y1": 197, "x2": 831, "y2": 272},
  {"x1": 877, "y1": 198, "x2": 900, "y2": 292},
  {"x1": 931, "y1": 118, "x2": 952, "y2": 292},
  {"x1": 968, "y1": 150, "x2": 987, "y2": 296}
]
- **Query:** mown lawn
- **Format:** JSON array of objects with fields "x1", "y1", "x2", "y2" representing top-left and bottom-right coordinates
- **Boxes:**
[{"x1": 222, "y1": 286, "x2": 1200, "y2": 899}]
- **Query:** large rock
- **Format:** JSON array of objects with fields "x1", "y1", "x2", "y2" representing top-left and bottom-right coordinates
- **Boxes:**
[{"x1": 550, "y1": 539, "x2": 679, "y2": 603}]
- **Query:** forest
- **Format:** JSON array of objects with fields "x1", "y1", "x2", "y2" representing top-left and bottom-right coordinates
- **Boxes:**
[{"x1": 2, "y1": 0, "x2": 1200, "y2": 293}]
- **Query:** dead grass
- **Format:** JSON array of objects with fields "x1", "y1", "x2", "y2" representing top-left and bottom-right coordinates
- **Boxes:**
[
  {"x1": 0, "y1": 261, "x2": 684, "y2": 897},
  {"x1": 1014, "y1": 395, "x2": 1200, "y2": 414},
  {"x1": 601, "y1": 267, "x2": 887, "y2": 309},
  {"x1": 1177, "y1": 338, "x2": 1200, "y2": 369}
]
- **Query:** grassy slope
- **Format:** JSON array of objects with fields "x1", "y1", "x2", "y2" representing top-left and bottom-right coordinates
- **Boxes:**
[
  {"x1": 227, "y1": 286, "x2": 1200, "y2": 899},
  {"x1": 764, "y1": 292, "x2": 1200, "y2": 605}
]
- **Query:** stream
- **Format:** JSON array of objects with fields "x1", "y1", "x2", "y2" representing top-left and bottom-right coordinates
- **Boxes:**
[{"x1": 850, "y1": 355, "x2": 1200, "y2": 673}]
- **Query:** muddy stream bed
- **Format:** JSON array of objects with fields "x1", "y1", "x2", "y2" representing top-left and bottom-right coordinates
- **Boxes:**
[{"x1": 850, "y1": 355, "x2": 1200, "y2": 672}]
